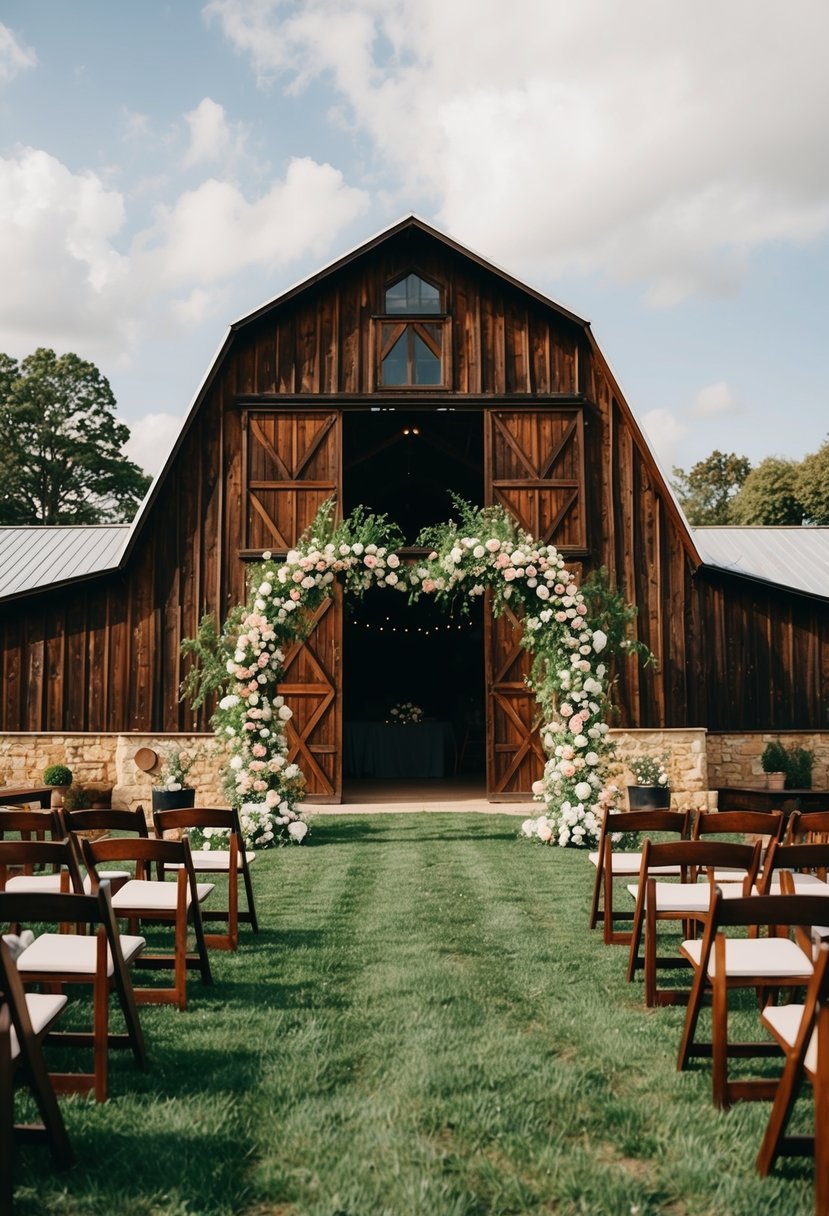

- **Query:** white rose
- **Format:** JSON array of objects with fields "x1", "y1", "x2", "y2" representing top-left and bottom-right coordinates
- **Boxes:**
[
  {"x1": 537, "y1": 822, "x2": 553, "y2": 843},
  {"x1": 592, "y1": 630, "x2": 608, "y2": 653},
  {"x1": 387, "y1": 553, "x2": 400, "y2": 568},
  {"x1": 287, "y1": 821, "x2": 308, "y2": 842},
  {"x1": 278, "y1": 705, "x2": 293, "y2": 721},
  {"x1": 521, "y1": 819, "x2": 536, "y2": 837},
  {"x1": 575, "y1": 781, "x2": 592, "y2": 800},
  {"x1": 229, "y1": 756, "x2": 243, "y2": 770}
]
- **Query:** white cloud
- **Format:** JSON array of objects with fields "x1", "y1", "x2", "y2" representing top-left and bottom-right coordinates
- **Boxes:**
[
  {"x1": 692, "y1": 381, "x2": 738, "y2": 417},
  {"x1": 183, "y1": 97, "x2": 245, "y2": 169},
  {"x1": 0, "y1": 144, "x2": 368, "y2": 360},
  {"x1": 0, "y1": 23, "x2": 36, "y2": 83},
  {"x1": 123, "y1": 412, "x2": 183, "y2": 477},
  {"x1": 138, "y1": 157, "x2": 368, "y2": 287},
  {"x1": 205, "y1": 0, "x2": 829, "y2": 305},
  {"x1": 639, "y1": 408, "x2": 687, "y2": 469},
  {"x1": 0, "y1": 147, "x2": 130, "y2": 354}
]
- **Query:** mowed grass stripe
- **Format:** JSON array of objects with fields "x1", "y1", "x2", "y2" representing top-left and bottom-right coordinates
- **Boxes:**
[{"x1": 14, "y1": 814, "x2": 816, "y2": 1215}]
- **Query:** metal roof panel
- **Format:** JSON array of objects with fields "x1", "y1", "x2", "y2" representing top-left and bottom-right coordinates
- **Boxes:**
[
  {"x1": 692, "y1": 527, "x2": 829, "y2": 599},
  {"x1": 0, "y1": 526, "x2": 129, "y2": 600}
]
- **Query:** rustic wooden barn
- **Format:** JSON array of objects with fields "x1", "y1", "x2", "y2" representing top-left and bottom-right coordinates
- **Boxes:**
[{"x1": 0, "y1": 216, "x2": 827, "y2": 800}]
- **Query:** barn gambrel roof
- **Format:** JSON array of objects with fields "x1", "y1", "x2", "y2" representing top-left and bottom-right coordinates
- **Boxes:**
[{"x1": 1, "y1": 215, "x2": 826, "y2": 604}]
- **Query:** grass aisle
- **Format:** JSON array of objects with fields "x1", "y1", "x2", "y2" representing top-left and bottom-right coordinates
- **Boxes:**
[{"x1": 17, "y1": 814, "x2": 813, "y2": 1215}]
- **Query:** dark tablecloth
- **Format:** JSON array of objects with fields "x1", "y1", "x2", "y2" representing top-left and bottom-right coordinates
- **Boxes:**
[{"x1": 344, "y1": 721, "x2": 455, "y2": 779}]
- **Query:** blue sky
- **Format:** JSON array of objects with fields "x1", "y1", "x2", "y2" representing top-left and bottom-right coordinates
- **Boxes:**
[{"x1": 1, "y1": 0, "x2": 828, "y2": 478}]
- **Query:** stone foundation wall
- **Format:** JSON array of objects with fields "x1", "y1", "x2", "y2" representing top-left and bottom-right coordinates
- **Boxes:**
[
  {"x1": 7, "y1": 727, "x2": 823, "y2": 810},
  {"x1": 0, "y1": 733, "x2": 223, "y2": 809},
  {"x1": 707, "y1": 732, "x2": 829, "y2": 791}
]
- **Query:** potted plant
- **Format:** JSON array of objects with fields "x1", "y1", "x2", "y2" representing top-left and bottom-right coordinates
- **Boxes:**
[
  {"x1": 626, "y1": 753, "x2": 671, "y2": 810},
  {"x1": 151, "y1": 746, "x2": 197, "y2": 812},
  {"x1": 42, "y1": 763, "x2": 73, "y2": 808},
  {"x1": 761, "y1": 741, "x2": 789, "y2": 790}
]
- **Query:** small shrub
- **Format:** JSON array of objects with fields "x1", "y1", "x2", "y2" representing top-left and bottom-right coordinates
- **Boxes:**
[
  {"x1": 786, "y1": 746, "x2": 814, "y2": 790},
  {"x1": 42, "y1": 763, "x2": 73, "y2": 786},
  {"x1": 761, "y1": 741, "x2": 788, "y2": 774}
]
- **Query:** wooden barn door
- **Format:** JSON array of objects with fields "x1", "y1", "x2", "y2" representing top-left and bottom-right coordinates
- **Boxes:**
[
  {"x1": 484, "y1": 409, "x2": 586, "y2": 798},
  {"x1": 244, "y1": 410, "x2": 343, "y2": 802}
]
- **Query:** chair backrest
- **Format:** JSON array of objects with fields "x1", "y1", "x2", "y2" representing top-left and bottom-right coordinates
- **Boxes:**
[
  {"x1": 0, "y1": 807, "x2": 62, "y2": 840},
  {"x1": 759, "y1": 840, "x2": 829, "y2": 892},
  {"x1": 59, "y1": 805, "x2": 149, "y2": 838},
  {"x1": 0, "y1": 838, "x2": 85, "y2": 893},
  {"x1": 705, "y1": 888, "x2": 829, "y2": 936},
  {"x1": 788, "y1": 810, "x2": 829, "y2": 843},
  {"x1": 601, "y1": 808, "x2": 690, "y2": 841},
  {"x1": 152, "y1": 805, "x2": 239, "y2": 841},
  {"x1": 692, "y1": 809, "x2": 785, "y2": 842},
  {"x1": 639, "y1": 837, "x2": 762, "y2": 888}
]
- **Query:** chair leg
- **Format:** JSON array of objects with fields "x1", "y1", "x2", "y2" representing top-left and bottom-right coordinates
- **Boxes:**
[
  {"x1": 602, "y1": 867, "x2": 615, "y2": 945},
  {"x1": 93, "y1": 935, "x2": 110, "y2": 1102},
  {"x1": 756, "y1": 1051, "x2": 803, "y2": 1175},
  {"x1": 645, "y1": 898, "x2": 658, "y2": 1008},
  {"x1": 242, "y1": 862, "x2": 259, "y2": 934},
  {"x1": 0, "y1": 1009, "x2": 13, "y2": 1216},
  {"x1": 816, "y1": 1042, "x2": 829, "y2": 1216},
  {"x1": 712, "y1": 966, "x2": 729, "y2": 1109},
  {"x1": 678, "y1": 961, "x2": 708, "y2": 1071},
  {"x1": 175, "y1": 904, "x2": 188, "y2": 1011},
  {"x1": 589, "y1": 855, "x2": 603, "y2": 930},
  {"x1": 626, "y1": 889, "x2": 645, "y2": 983}
]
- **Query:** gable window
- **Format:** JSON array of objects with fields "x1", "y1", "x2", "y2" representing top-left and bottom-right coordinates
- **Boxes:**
[{"x1": 378, "y1": 273, "x2": 448, "y2": 388}]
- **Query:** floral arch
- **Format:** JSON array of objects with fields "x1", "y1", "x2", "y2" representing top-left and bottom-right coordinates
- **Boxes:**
[{"x1": 184, "y1": 499, "x2": 640, "y2": 849}]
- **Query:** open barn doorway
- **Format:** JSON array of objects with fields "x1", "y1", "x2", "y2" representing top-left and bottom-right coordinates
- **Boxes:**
[{"x1": 342, "y1": 410, "x2": 485, "y2": 799}]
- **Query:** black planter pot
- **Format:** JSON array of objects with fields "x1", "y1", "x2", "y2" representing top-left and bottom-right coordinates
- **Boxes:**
[
  {"x1": 151, "y1": 787, "x2": 196, "y2": 813},
  {"x1": 627, "y1": 784, "x2": 671, "y2": 811}
]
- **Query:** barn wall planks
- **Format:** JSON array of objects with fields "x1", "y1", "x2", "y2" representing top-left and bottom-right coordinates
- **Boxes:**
[{"x1": 0, "y1": 220, "x2": 826, "y2": 752}]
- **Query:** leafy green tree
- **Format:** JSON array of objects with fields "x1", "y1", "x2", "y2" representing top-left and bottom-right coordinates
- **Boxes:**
[
  {"x1": 729, "y1": 457, "x2": 804, "y2": 525},
  {"x1": 0, "y1": 348, "x2": 151, "y2": 524},
  {"x1": 797, "y1": 438, "x2": 829, "y2": 524},
  {"x1": 671, "y1": 450, "x2": 751, "y2": 525}
]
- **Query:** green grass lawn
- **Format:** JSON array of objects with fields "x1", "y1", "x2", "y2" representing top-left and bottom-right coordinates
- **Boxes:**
[{"x1": 14, "y1": 814, "x2": 816, "y2": 1215}]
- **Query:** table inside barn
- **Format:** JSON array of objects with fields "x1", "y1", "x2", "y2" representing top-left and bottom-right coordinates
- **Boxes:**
[
  {"x1": 344, "y1": 720, "x2": 456, "y2": 779},
  {"x1": 716, "y1": 787, "x2": 829, "y2": 817},
  {"x1": 0, "y1": 786, "x2": 52, "y2": 808}
]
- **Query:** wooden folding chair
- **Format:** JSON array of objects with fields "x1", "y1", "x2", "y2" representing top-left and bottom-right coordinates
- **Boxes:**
[
  {"x1": 82, "y1": 836, "x2": 213, "y2": 1010},
  {"x1": 0, "y1": 885, "x2": 147, "y2": 1103},
  {"x1": 758, "y1": 840, "x2": 829, "y2": 897},
  {"x1": 677, "y1": 889, "x2": 829, "y2": 1108},
  {"x1": 152, "y1": 806, "x2": 259, "y2": 950},
  {"x1": 60, "y1": 805, "x2": 150, "y2": 898},
  {"x1": 788, "y1": 811, "x2": 829, "y2": 845},
  {"x1": 756, "y1": 943, "x2": 829, "y2": 1214},
  {"x1": 0, "y1": 838, "x2": 86, "y2": 900},
  {"x1": 589, "y1": 808, "x2": 690, "y2": 943},
  {"x1": 626, "y1": 838, "x2": 762, "y2": 1006},
  {"x1": 0, "y1": 939, "x2": 73, "y2": 1215}
]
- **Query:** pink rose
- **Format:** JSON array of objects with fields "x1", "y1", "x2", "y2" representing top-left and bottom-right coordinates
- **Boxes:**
[
  {"x1": 290, "y1": 589, "x2": 301, "y2": 601},
  {"x1": 364, "y1": 555, "x2": 378, "y2": 568}
]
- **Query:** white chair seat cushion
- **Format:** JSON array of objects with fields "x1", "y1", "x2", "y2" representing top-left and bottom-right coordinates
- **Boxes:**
[
  {"x1": 5, "y1": 870, "x2": 131, "y2": 895},
  {"x1": 682, "y1": 937, "x2": 814, "y2": 979},
  {"x1": 16, "y1": 932, "x2": 145, "y2": 977},
  {"x1": 111, "y1": 878, "x2": 214, "y2": 911},
  {"x1": 587, "y1": 851, "x2": 680, "y2": 876},
  {"x1": 10, "y1": 993, "x2": 68, "y2": 1060},
  {"x1": 626, "y1": 881, "x2": 747, "y2": 910},
  {"x1": 762, "y1": 1004, "x2": 817, "y2": 1075},
  {"x1": 6, "y1": 872, "x2": 91, "y2": 894},
  {"x1": 169, "y1": 850, "x2": 256, "y2": 871},
  {"x1": 765, "y1": 874, "x2": 829, "y2": 894}
]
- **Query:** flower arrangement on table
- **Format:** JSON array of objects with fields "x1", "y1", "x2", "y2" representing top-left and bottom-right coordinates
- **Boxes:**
[
  {"x1": 628, "y1": 753, "x2": 670, "y2": 787},
  {"x1": 387, "y1": 701, "x2": 424, "y2": 725},
  {"x1": 154, "y1": 746, "x2": 198, "y2": 792}
]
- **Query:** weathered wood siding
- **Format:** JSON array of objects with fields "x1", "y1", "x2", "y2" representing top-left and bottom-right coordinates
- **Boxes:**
[{"x1": 0, "y1": 222, "x2": 826, "y2": 737}]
